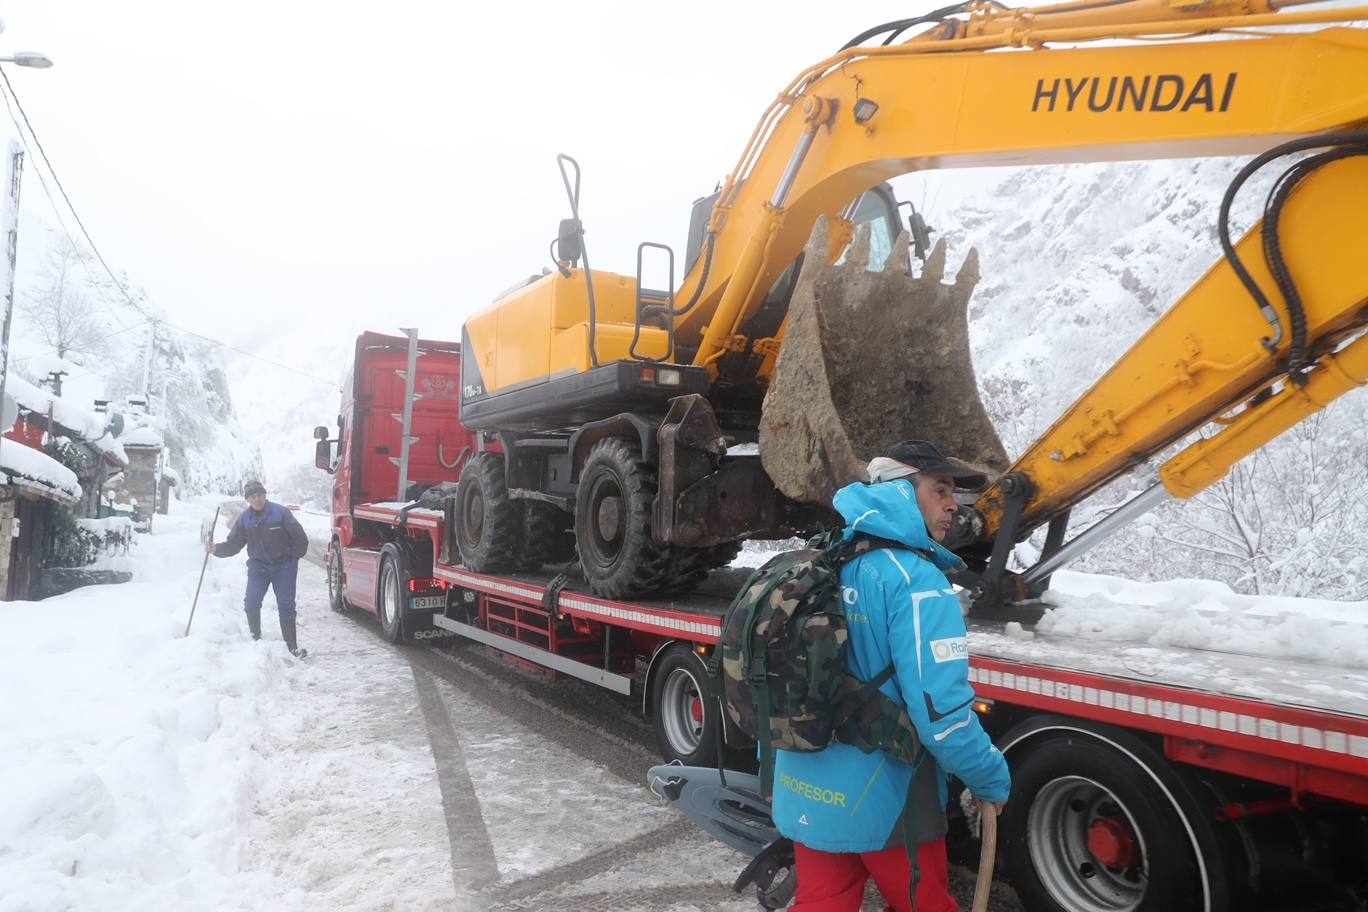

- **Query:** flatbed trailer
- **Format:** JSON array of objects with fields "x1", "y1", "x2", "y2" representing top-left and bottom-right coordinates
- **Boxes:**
[
  {"x1": 319, "y1": 331, "x2": 1367, "y2": 910},
  {"x1": 334, "y1": 499, "x2": 1368, "y2": 912}
]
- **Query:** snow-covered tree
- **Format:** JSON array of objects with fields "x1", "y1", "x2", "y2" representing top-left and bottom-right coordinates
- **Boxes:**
[{"x1": 19, "y1": 238, "x2": 107, "y2": 362}]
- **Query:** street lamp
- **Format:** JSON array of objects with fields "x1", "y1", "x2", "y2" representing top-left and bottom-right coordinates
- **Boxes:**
[{"x1": 0, "y1": 53, "x2": 51, "y2": 69}]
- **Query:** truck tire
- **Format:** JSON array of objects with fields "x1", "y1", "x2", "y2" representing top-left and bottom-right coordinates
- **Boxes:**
[
  {"x1": 455, "y1": 453, "x2": 520, "y2": 573},
  {"x1": 327, "y1": 539, "x2": 348, "y2": 613},
  {"x1": 575, "y1": 438, "x2": 673, "y2": 598},
  {"x1": 650, "y1": 645, "x2": 720, "y2": 766},
  {"x1": 1000, "y1": 724, "x2": 1220, "y2": 912},
  {"x1": 377, "y1": 543, "x2": 408, "y2": 644}
]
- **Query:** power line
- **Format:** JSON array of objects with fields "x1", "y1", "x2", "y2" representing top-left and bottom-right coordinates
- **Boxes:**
[
  {"x1": 0, "y1": 75, "x2": 132, "y2": 330},
  {"x1": 0, "y1": 67, "x2": 147, "y2": 321},
  {"x1": 157, "y1": 321, "x2": 341, "y2": 389},
  {"x1": 0, "y1": 72, "x2": 340, "y2": 390}
]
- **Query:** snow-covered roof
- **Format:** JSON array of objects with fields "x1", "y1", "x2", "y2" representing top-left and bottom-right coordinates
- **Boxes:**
[
  {"x1": 120, "y1": 424, "x2": 164, "y2": 448},
  {"x1": 0, "y1": 438, "x2": 81, "y2": 502},
  {"x1": 5, "y1": 373, "x2": 128, "y2": 466}
]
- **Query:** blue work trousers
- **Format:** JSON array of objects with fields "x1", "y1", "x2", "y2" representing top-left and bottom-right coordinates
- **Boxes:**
[{"x1": 244, "y1": 558, "x2": 299, "y2": 624}]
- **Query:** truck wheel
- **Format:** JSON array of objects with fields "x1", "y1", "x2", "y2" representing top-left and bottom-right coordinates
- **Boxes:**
[
  {"x1": 327, "y1": 540, "x2": 348, "y2": 613},
  {"x1": 650, "y1": 645, "x2": 720, "y2": 765},
  {"x1": 1001, "y1": 728, "x2": 1213, "y2": 912},
  {"x1": 456, "y1": 453, "x2": 520, "y2": 572},
  {"x1": 377, "y1": 544, "x2": 408, "y2": 644},
  {"x1": 575, "y1": 438, "x2": 672, "y2": 598}
]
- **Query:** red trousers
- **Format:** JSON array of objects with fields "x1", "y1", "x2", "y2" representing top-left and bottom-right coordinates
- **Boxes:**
[{"x1": 791, "y1": 837, "x2": 957, "y2": 912}]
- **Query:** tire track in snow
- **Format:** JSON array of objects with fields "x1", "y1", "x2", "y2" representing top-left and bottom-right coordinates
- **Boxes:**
[
  {"x1": 411, "y1": 665, "x2": 501, "y2": 895},
  {"x1": 300, "y1": 530, "x2": 752, "y2": 909},
  {"x1": 480, "y1": 817, "x2": 694, "y2": 904}
]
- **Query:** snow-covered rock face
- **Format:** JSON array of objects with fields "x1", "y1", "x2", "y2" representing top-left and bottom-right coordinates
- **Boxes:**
[
  {"x1": 909, "y1": 158, "x2": 1368, "y2": 599},
  {"x1": 7, "y1": 216, "x2": 263, "y2": 497}
]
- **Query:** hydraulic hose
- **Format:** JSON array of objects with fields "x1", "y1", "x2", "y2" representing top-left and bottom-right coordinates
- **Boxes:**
[{"x1": 1217, "y1": 130, "x2": 1368, "y2": 383}]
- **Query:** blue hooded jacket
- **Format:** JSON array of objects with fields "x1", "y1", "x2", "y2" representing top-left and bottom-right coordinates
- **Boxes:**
[{"x1": 771, "y1": 479, "x2": 1011, "y2": 852}]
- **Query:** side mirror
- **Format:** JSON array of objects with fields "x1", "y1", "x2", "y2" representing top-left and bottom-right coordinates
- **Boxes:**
[
  {"x1": 315, "y1": 439, "x2": 334, "y2": 474},
  {"x1": 907, "y1": 210, "x2": 933, "y2": 262},
  {"x1": 557, "y1": 218, "x2": 583, "y2": 264},
  {"x1": 313, "y1": 425, "x2": 330, "y2": 441}
]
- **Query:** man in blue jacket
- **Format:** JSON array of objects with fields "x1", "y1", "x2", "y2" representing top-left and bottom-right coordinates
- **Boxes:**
[
  {"x1": 206, "y1": 481, "x2": 310, "y2": 656},
  {"x1": 772, "y1": 440, "x2": 1011, "y2": 911}
]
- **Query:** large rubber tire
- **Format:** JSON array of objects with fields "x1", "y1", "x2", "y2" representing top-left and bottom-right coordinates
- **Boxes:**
[
  {"x1": 650, "y1": 645, "x2": 721, "y2": 766},
  {"x1": 662, "y1": 540, "x2": 743, "y2": 594},
  {"x1": 1001, "y1": 728, "x2": 1212, "y2": 912},
  {"x1": 574, "y1": 438, "x2": 674, "y2": 598},
  {"x1": 455, "y1": 453, "x2": 520, "y2": 573},
  {"x1": 377, "y1": 544, "x2": 407, "y2": 644},
  {"x1": 515, "y1": 499, "x2": 576, "y2": 571},
  {"x1": 327, "y1": 539, "x2": 348, "y2": 613}
]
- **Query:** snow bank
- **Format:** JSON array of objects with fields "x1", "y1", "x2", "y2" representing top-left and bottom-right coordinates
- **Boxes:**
[
  {"x1": 1039, "y1": 570, "x2": 1368, "y2": 668},
  {"x1": 0, "y1": 438, "x2": 80, "y2": 500},
  {"x1": 0, "y1": 506, "x2": 307, "y2": 910}
]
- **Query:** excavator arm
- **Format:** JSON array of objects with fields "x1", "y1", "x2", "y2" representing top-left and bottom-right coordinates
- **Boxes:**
[
  {"x1": 669, "y1": 0, "x2": 1368, "y2": 573},
  {"x1": 676, "y1": 1, "x2": 1368, "y2": 371}
]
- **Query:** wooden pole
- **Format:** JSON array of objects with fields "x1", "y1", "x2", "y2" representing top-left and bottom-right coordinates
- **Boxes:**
[
  {"x1": 971, "y1": 799, "x2": 999, "y2": 912},
  {"x1": 184, "y1": 506, "x2": 220, "y2": 637}
]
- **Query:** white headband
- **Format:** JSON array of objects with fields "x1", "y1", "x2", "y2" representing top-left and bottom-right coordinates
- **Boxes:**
[{"x1": 865, "y1": 457, "x2": 921, "y2": 485}]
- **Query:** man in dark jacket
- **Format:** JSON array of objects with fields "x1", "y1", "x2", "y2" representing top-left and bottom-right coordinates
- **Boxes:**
[{"x1": 206, "y1": 481, "x2": 310, "y2": 655}]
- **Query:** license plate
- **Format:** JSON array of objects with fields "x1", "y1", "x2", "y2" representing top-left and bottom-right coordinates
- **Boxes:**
[{"x1": 409, "y1": 595, "x2": 446, "y2": 610}]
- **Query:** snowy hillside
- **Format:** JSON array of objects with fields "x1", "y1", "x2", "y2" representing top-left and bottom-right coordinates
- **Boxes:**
[
  {"x1": 7, "y1": 213, "x2": 262, "y2": 495},
  {"x1": 908, "y1": 158, "x2": 1368, "y2": 599}
]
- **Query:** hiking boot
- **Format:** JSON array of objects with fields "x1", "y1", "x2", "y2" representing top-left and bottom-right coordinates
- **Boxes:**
[
  {"x1": 281, "y1": 617, "x2": 301, "y2": 655},
  {"x1": 247, "y1": 613, "x2": 262, "y2": 640}
]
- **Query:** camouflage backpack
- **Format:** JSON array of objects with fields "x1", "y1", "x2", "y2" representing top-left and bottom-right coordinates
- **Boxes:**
[{"x1": 708, "y1": 533, "x2": 925, "y2": 796}]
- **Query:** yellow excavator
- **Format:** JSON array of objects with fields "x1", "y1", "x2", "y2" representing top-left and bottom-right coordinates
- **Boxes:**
[{"x1": 455, "y1": 0, "x2": 1368, "y2": 602}]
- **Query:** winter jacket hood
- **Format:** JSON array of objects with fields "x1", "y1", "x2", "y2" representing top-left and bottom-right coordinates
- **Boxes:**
[
  {"x1": 834, "y1": 479, "x2": 965, "y2": 574},
  {"x1": 771, "y1": 480, "x2": 1010, "y2": 853}
]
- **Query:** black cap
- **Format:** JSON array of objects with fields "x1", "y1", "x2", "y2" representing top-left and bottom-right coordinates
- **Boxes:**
[
  {"x1": 870, "y1": 439, "x2": 988, "y2": 491},
  {"x1": 243, "y1": 480, "x2": 267, "y2": 498}
]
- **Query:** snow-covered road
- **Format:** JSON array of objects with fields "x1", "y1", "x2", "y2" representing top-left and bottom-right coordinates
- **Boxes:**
[{"x1": 0, "y1": 501, "x2": 760, "y2": 912}]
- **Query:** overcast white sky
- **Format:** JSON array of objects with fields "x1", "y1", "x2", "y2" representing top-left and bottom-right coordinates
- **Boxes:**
[{"x1": 0, "y1": 1, "x2": 948, "y2": 358}]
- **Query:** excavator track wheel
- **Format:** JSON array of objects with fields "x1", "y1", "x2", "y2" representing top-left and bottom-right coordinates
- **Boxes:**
[
  {"x1": 455, "y1": 452, "x2": 521, "y2": 573},
  {"x1": 514, "y1": 500, "x2": 575, "y2": 571},
  {"x1": 574, "y1": 438, "x2": 673, "y2": 599}
]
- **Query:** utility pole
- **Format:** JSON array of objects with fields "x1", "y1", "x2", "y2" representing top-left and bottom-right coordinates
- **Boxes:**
[
  {"x1": 141, "y1": 319, "x2": 156, "y2": 402},
  {"x1": 0, "y1": 140, "x2": 21, "y2": 430}
]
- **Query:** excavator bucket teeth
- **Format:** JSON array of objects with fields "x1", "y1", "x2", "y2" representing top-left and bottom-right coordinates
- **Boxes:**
[{"x1": 760, "y1": 216, "x2": 1009, "y2": 505}]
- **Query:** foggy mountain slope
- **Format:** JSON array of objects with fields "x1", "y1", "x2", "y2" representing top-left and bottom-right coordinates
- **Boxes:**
[
  {"x1": 917, "y1": 157, "x2": 1368, "y2": 598},
  {"x1": 7, "y1": 212, "x2": 262, "y2": 495},
  {"x1": 222, "y1": 329, "x2": 351, "y2": 508}
]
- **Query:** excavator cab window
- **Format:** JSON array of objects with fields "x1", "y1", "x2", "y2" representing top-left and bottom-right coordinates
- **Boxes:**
[{"x1": 840, "y1": 185, "x2": 901, "y2": 271}]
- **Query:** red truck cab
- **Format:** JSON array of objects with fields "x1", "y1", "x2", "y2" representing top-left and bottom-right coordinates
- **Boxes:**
[{"x1": 316, "y1": 331, "x2": 478, "y2": 633}]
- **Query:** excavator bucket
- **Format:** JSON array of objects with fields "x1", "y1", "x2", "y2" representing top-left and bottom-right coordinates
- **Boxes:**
[{"x1": 760, "y1": 216, "x2": 1009, "y2": 505}]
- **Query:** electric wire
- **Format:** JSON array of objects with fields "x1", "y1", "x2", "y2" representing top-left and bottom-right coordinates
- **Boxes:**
[
  {"x1": 0, "y1": 76, "x2": 133, "y2": 331},
  {"x1": 0, "y1": 71, "x2": 341, "y2": 389},
  {"x1": 0, "y1": 68, "x2": 147, "y2": 321}
]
